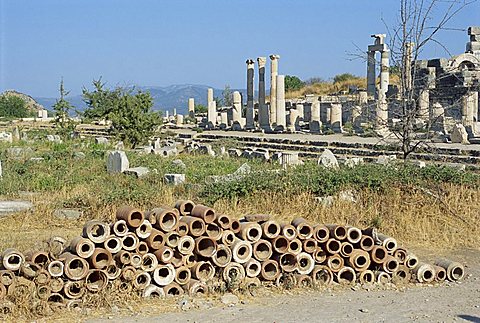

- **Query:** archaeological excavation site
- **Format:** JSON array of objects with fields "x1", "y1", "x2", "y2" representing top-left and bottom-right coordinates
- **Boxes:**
[{"x1": 1, "y1": 0, "x2": 480, "y2": 321}]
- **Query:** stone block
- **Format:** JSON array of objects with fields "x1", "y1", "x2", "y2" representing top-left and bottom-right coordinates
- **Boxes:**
[
  {"x1": 154, "y1": 146, "x2": 178, "y2": 157},
  {"x1": 73, "y1": 152, "x2": 86, "y2": 160},
  {"x1": 54, "y1": 209, "x2": 82, "y2": 220},
  {"x1": 450, "y1": 124, "x2": 469, "y2": 144},
  {"x1": 171, "y1": 159, "x2": 186, "y2": 169},
  {"x1": 0, "y1": 132, "x2": 13, "y2": 143},
  {"x1": 318, "y1": 149, "x2": 338, "y2": 169},
  {"x1": 377, "y1": 155, "x2": 397, "y2": 165},
  {"x1": 7, "y1": 147, "x2": 33, "y2": 159},
  {"x1": 198, "y1": 144, "x2": 215, "y2": 156},
  {"x1": 344, "y1": 157, "x2": 364, "y2": 168},
  {"x1": 468, "y1": 26, "x2": 480, "y2": 35},
  {"x1": 123, "y1": 167, "x2": 150, "y2": 178},
  {"x1": 164, "y1": 173, "x2": 186, "y2": 185},
  {"x1": 251, "y1": 149, "x2": 269, "y2": 161},
  {"x1": 234, "y1": 163, "x2": 251, "y2": 175},
  {"x1": 228, "y1": 148, "x2": 242, "y2": 158},
  {"x1": 0, "y1": 201, "x2": 33, "y2": 216},
  {"x1": 107, "y1": 151, "x2": 130, "y2": 173},
  {"x1": 115, "y1": 141, "x2": 125, "y2": 150},
  {"x1": 95, "y1": 137, "x2": 109, "y2": 145}
]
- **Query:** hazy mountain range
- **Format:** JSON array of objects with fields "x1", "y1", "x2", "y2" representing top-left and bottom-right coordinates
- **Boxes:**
[{"x1": 34, "y1": 84, "x2": 249, "y2": 116}]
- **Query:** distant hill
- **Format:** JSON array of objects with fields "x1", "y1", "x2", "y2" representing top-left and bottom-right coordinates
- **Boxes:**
[
  {"x1": 2, "y1": 90, "x2": 45, "y2": 112},
  {"x1": 34, "y1": 84, "x2": 249, "y2": 116}
]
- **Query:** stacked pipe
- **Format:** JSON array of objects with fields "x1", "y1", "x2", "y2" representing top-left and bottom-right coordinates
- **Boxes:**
[{"x1": 0, "y1": 201, "x2": 466, "y2": 310}]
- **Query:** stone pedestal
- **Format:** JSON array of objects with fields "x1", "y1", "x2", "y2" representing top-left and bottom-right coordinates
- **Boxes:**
[
  {"x1": 257, "y1": 57, "x2": 269, "y2": 129},
  {"x1": 220, "y1": 112, "x2": 228, "y2": 129},
  {"x1": 176, "y1": 114, "x2": 184, "y2": 126},
  {"x1": 462, "y1": 91, "x2": 478, "y2": 127},
  {"x1": 188, "y1": 98, "x2": 195, "y2": 117},
  {"x1": 418, "y1": 89, "x2": 429, "y2": 120},
  {"x1": 310, "y1": 101, "x2": 322, "y2": 133},
  {"x1": 330, "y1": 103, "x2": 343, "y2": 133},
  {"x1": 269, "y1": 55, "x2": 280, "y2": 126},
  {"x1": 246, "y1": 59, "x2": 255, "y2": 129},
  {"x1": 207, "y1": 101, "x2": 217, "y2": 128},
  {"x1": 296, "y1": 104, "x2": 304, "y2": 120},
  {"x1": 288, "y1": 109, "x2": 299, "y2": 132},
  {"x1": 232, "y1": 91, "x2": 242, "y2": 129},
  {"x1": 275, "y1": 75, "x2": 286, "y2": 130}
]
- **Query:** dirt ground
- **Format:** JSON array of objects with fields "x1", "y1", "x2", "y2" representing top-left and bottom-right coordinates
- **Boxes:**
[{"x1": 86, "y1": 249, "x2": 480, "y2": 323}]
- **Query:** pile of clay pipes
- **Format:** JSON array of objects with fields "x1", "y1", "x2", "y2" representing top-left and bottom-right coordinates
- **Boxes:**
[{"x1": 0, "y1": 200, "x2": 465, "y2": 310}]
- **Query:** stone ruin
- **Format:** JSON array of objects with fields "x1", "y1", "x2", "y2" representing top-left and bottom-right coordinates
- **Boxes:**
[{"x1": 166, "y1": 26, "x2": 479, "y2": 145}]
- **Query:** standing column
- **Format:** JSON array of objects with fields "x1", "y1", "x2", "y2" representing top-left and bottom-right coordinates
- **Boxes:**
[
  {"x1": 257, "y1": 57, "x2": 269, "y2": 129},
  {"x1": 367, "y1": 51, "x2": 376, "y2": 96},
  {"x1": 207, "y1": 88, "x2": 214, "y2": 106},
  {"x1": 188, "y1": 98, "x2": 195, "y2": 117},
  {"x1": 246, "y1": 59, "x2": 255, "y2": 129},
  {"x1": 296, "y1": 104, "x2": 304, "y2": 121},
  {"x1": 310, "y1": 100, "x2": 321, "y2": 134},
  {"x1": 462, "y1": 91, "x2": 478, "y2": 127},
  {"x1": 232, "y1": 91, "x2": 242, "y2": 128},
  {"x1": 275, "y1": 75, "x2": 286, "y2": 129},
  {"x1": 376, "y1": 91, "x2": 388, "y2": 129},
  {"x1": 269, "y1": 55, "x2": 280, "y2": 126},
  {"x1": 330, "y1": 103, "x2": 343, "y2": 133},
  {"x1": 417, "y1": 89, "x2": 429, "y2": 120},
  {"x1": 405, "y1": 42, "x2": 414, "y2": 92},
  {"x1": 207, "y1": 101, "x2": 217, "y2": 128},
  {"x1": 380, "y1": 49, "x2": 390, "y2": 95},
  {"x1": 288, "y1": 109, "x2": 299, "y2": 132}
]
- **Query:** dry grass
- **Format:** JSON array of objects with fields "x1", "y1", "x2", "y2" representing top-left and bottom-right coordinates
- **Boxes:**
[
  {"x1": 212, "y1": 184, "x2": 480, "y2": 250},
  {"x1": 285, "y1": 78, "x2": 367, "y2": 99}
]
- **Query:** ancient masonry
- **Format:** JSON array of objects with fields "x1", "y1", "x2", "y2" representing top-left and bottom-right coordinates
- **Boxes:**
[{"x1": 167, "y1": 26, "x2": 479, "y2": 145}]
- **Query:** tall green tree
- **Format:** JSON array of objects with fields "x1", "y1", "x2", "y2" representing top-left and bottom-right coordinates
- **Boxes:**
[
  {"x1": 285, "y1": 75, "x2": 304, "y2": 92},
  {"x1": 82, "y1": 79, "x2": 161, "y2": 147},
  {"x1": 52, "y1": 78, "x2": 76, "y2": 138},
  {"x1": 0, "y1": 95, "x2": 30, "y2": 118},
  {"x1": 222, "y1": 85, "x2": 233, "y2": 106}
]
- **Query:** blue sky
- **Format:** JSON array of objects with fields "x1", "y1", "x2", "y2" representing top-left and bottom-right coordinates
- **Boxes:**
[{"x1": 1, "y1": 0, "x2": 479, "y2": 97}]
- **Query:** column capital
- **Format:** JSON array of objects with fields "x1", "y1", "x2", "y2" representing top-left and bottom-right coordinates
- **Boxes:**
[
  {"x1": 246, "y1": 59, "x2": 255, "y2": 66},
  {"x1": 257, "y1": 57, "x2": 267, "y2": 67},
  {"x1": 269, "y1": 54, "x2": 280, "y2": 60}
]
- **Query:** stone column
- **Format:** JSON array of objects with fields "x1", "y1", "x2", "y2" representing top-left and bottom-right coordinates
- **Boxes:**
[
  {"x1": 176, "y1": 114, "x2": 184, "y2": 126},
  {"x1": 430, "y1": 102, "x2": 446, "y2": 133},
  {"x1": 269, "y1": 55, "x2": 280, "y2": 125},
  {"x1": 380, "y1": 49, "x2": 390, "y2": 95},
  {"x1": 288, "y1": 109, "x2": 299, "y2": 132},
  {"x1": 296, "y1": 104, "x2": 304, "y2": 120},
  {"x1": 418, "y1": 89, "x2": 429, "y2": 120},
  {"x1": 207, "y1": 101, "x2": 217, "y2": 128},
  {"x1": 165, "y1": 110, "x2": 169, "y2": 119},
  {"x1": 257, "y1": 57, "x2": 269, "y2": 129},
  {"x1": 376, "y1": 91, "x2": 388, "y2": 128},
  {"x1": 232, "y1": 91, "x2": 242, "y2": 128},
  {"x1": 367, "y1": 51, "x2": 376, "y2": 96},
  {"x1": 188, "y1": 98, "x2": 195, "y2": 117},
  {"x1": 310, "y1": 100, "x2": 321, "y2": 134},
  {"x1": 462, "y1": 91, "x2": 478, "y2": 127},
  {"x1": 173, "y1": 108, "x2": 177, "y2": 116},
  {"x1": 207, "y1": 88, "x2": 214, "y2": 106},
  {"x1": 330, "y1": 103, "x2": 343, "y2": 133},
  {"x1": 246, "y1": 59, "x2": 255, "y2": 129},
  {"x1": 275, "y1": 74, "x2": 286, "y2": 129},
  {"x1": 220, "y1": 111, "x2": 228, "y2": 129}
]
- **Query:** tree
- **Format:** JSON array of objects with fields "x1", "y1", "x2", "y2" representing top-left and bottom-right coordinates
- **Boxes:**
[
  {"x1": 385, "y1": 0, "x2": 474, "y2": 159},
  {"x1": 195, "y1": 104, "x2": 207, "y2": 114},
  {"x1": 0, "y1": 95, "x2": 30, "y2": 118},
  {"x1": 82, "y1": 79, "x2": 161, "y2": 147},
  {"x1": 285, "y1": 75, "x2": 304, "y2": 92},
  {"x1": 333, "y1": 73, "x2": 358, "y2": 83},
  {"x1": 222, "y1": 85, "x2": 233, "y2": 106},
  {"x1": 52, "y1": 78, "x2": 76, "y2": 138}
]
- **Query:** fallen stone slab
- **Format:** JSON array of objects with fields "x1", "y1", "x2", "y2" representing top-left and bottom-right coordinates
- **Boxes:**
[
  {"x1": 107, "y1": 151, "x2": 130, "y2": 174},
  {"x1": 53, "y1": 209, "x2": 82, "y2": 220},
  {"x1": 164, "y1": 174, "x2": 186, "y2": 185},
  {"x1": 171, "y1": 159, "x2": 186, "y2": 169},
  {"x1": 318, "y1": 149, "x2": 339, "y2": 169},
  {"x1": 123, "y1": 167, "x2": 150, "y2": 178},
  {"x1": 0, "y1": 201, "x2": 34, "y2": 216}
]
